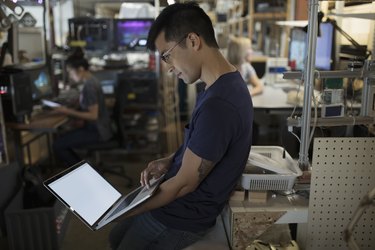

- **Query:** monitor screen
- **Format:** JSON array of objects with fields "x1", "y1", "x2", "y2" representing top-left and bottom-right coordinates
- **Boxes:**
[
  {"x1": 25, "y1": 65, "x2": 54, "y2": 101},
  {"x1": 315, "y1": 22, "x2": 334, "y2": 70},
  {"x1": 68, "y1": 18, "x2": 113, "y2": 52},
  {"x1": 18, "y1": 27, "x2": 46, "y2": 63},
  {"x1": 288, "y1": 22, "x2": 334, "y2": 71},
  {"x1": 288, "y1": 28, "x2": 307, "y2": 71},
  {"x1": 114, "y1": 19, "x2": 153, "y2": 51}
]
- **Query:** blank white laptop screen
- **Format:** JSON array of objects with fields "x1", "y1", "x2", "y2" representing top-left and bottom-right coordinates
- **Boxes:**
[{"x1": 48, "y1": 162, "x2": 121, "y2": 226}]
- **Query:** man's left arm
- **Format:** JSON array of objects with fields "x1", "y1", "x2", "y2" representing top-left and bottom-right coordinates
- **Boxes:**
[{"x1": 125, "y1": 147, "x2": 214, "y2": 218}]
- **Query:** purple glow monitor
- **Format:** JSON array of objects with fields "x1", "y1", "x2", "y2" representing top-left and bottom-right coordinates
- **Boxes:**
[{"x1": 115, "y1": 19, "x2": 153, "y2": 50}]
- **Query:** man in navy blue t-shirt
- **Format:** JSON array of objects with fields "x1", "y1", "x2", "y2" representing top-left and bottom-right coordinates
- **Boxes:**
[{"x1": 109, "y1": 3, "x2": 253, "y2": 250}]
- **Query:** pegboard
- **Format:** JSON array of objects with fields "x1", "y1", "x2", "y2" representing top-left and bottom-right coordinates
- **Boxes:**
[{"x1": 307, "y1": 138, "x2": 375, "y2": 250}]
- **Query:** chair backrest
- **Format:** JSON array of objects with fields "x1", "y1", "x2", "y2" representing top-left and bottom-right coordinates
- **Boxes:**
[{"x1": 112, "y1": 81, "x2": 126, "y2": 147}]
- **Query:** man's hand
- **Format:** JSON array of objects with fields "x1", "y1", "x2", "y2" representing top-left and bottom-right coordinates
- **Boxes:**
[
  {"x1": 140, "y1": 156, "x2": 171, "y2": 188},
  {"x1": 53, "y1": 106, "x2": 71, "y2": 115}
]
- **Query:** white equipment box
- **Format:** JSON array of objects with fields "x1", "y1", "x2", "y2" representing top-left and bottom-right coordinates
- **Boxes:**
[{"x1": 241, "y1": 146, "x2": 302, "y2": 191}]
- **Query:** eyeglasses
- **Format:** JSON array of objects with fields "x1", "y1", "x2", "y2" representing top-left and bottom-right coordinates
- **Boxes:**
[{"x1": 160, "y1": 34, "x2": 188, "y2": 64}]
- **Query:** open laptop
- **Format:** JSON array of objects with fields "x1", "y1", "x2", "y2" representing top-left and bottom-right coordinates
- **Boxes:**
[{"x1": 44, "y1": 160, "x2": 163, "y2": 230}]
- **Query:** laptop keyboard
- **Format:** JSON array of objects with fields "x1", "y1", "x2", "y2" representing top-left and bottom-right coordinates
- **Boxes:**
[
  {"x1": 108, "y1": 199, "x2": 128, "y2": 218},
  {"x1": 107, "y1": 188, "x2": 141, "y2": 218}
]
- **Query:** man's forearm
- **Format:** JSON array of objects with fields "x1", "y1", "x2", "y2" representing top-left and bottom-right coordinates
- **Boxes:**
[{"x1": 124, "y1": 176, "x2": 190, "y2": 218}]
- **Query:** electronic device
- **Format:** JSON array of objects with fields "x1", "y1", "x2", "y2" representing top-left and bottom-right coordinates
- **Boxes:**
[
  {"x1": 241, "y1": 146, "x2": 302, "y2": 192},
  {"x1": 0, "y1": 70, "x2": 33, "y2": 122},
  {"x1": 44, "y1": 160, "x2": 164, "y2": 230},
  {"x1": 68, "y1": 17, "x2": 113, "y2": 53},
  {"x1": 320, "y1": 88, "x2": 345, "y2": 118},
  {"x1": 321, "y1": 103, "x2": 345, "y2": 118},
  {"x1": 24, "y1": 64, "x2": 54, "y2": 102},
  {"x1": 114, "y1": 18, "x2": 154, "y2": 51},
  {"x1": 264, "y1": 57, "x2": 289, "y2": 84},
  {"x1": 322, "y1": 88, "x2": 344, "y2": 104},
  {"x1": 288, "y1": 21, "x2": 335, "y2": 71},
  {"x1": 288, "y1": 28, "x2": 306, "y2": 71},
  {"x1": 316, "y1": 22, "x2": 335, "y2": 70},
  {"x1": 117, "y1": 70, "x2": 158, "y2": 104},
  {"x1": 18, "y1": 27, "x2": 46, "y2": 63},
  {"x1": 92, "y1": 70, "x2": 118, "y2": 96},
  {"x1": 41, "y1": 99, "x2": 61, "y2": 108},
  {"x1": 6, "y1": 24, "x2": 46, "y2": 64}
]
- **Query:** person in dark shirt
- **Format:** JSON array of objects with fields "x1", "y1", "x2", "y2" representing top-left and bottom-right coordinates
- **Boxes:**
[
  {"x1": 52, "y1": 49, "x2": 112, "y2": 167},
  {"x1": 109, "y1": 3, "x2": 253, "y2": 250}
]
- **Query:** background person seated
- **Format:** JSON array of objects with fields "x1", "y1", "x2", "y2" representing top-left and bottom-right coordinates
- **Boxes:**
[
  {"x1": 227, "y1": 36, "x2": 263, "y2": 96},
  {"x1": 53, "y1": 48, "x2": 113, "y2": 167}
]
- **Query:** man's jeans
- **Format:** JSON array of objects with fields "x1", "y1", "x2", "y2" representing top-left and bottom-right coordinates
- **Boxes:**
[{"x1": 109, "y1": 212, "x2": 206, "y2": 250}]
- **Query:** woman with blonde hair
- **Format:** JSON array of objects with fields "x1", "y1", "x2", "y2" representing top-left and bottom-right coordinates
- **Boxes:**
[{"x1": 227, "y1": 36, "x2": 263, "y2": 96}]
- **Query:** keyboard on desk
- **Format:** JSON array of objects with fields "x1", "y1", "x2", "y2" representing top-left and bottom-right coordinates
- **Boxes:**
[{"x1": 51, "y1": 91, "x2": 80, "y2": 107}]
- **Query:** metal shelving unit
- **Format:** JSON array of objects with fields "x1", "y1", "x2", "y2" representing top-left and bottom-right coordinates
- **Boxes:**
[{"x1": 284, "y1": 0, "x2": 375, "y2": 170}]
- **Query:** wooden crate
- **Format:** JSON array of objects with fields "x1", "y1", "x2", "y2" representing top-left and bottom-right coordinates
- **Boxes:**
[{"x1": 222, "y1": 201, "x2": 286, "y2": 250}]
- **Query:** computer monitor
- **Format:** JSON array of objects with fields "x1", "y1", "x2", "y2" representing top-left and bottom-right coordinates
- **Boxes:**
[
  {"x1": 68, "y1": 18, "x2": 113, "y2": 53},
  {"x1": 114, "y1": 19, "x2": 154, "y2": 51},
  {"x1": 24, "y1": 64, "x2": 54, "y2": 102},
  {"x1": 6, "y1": 24, "x2": 46, "y2": 65},
  {"x1": 288, "y1": 28, "x2": 307, "y2": 71},
  {"x1": 288, "y1": 22, "x2": 335, "y2": 71},
  {"x1": 316, "y1": 22, "x2": 335, "y2": 70}
]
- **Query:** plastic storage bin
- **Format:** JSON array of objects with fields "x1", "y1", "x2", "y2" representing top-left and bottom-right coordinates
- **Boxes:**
[
  {"x1": 241, "y1": 146, "x2": 302, "y2": 191},
  {"x1": 5, "y1": 187, "x2": 70, "y2": 250}
]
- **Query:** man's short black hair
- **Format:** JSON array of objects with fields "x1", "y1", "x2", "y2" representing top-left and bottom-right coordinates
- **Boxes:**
[
  {"x1": 66, "y1": 47, "x2": 89, "y2": 70},
  {"x1": 147, "y1": 2, "x2": 219, "y2": 51}
]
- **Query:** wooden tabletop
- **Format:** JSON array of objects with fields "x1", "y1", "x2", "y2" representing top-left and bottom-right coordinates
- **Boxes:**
[{"x1": 6, "y1": 112, "x2": 68, "y2": 132}]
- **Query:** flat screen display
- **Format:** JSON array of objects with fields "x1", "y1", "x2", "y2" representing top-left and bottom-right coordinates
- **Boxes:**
[
  {"x1": 315, "y1": 22, "x2": 334, "y2": 70},
  {"x1": 47, "y1": 162, "x2": 121, "y2": 226},
  {"x1": 288, "y1": 22, "x2": 334, "y2": 71},
  {"x1": 68, "y1": 18, "x2": 112, "y2": 52},
  {"x1": 288, "y1": 28, "x2": 307, "y2": 71},
  {"x1": 26, "y1": 65, "x2": 53, "y2": 101},
  {"x1": 115, "y1": 19, "x2": 153, "y2": 51}
]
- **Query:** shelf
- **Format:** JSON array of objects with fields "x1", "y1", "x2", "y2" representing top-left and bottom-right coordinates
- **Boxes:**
[
  {"x1": 253, "y1": 13, "x2": 287, "y2": 20},
  {"x1": 328, "y1": 12, "x2": 375, "y2": 20},
  {"x1": 228, "y1": 16, "x2": 250, "y2": 24},
  {"x1": 287, "y1": 116, "x2": 374, "y2": 127}
]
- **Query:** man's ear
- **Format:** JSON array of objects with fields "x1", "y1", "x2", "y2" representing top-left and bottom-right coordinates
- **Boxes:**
[{"x1": 188, "y1": 33, "x2": 201, "y2": 50}]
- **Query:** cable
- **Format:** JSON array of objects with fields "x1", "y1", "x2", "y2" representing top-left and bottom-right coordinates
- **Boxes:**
[
  {"x1": 290, "y1": 130, "x2": 301, "y2": 144},
  {"x1": 308, "y1": 70, "x2": 320, "y2": 146},
  {"x1": 309, "y1": 88, "x2": 318, "y2": 146}
]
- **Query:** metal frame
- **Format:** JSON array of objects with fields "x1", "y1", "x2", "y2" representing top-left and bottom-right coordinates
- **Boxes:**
[{"x1": 284, "y1": 0, "x2": 375, "y2": 170}]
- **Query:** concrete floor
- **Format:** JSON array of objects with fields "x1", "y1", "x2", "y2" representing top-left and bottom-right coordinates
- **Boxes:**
[{"x1": 0, "y1": 154, "x2": 154, "y2": 250}]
